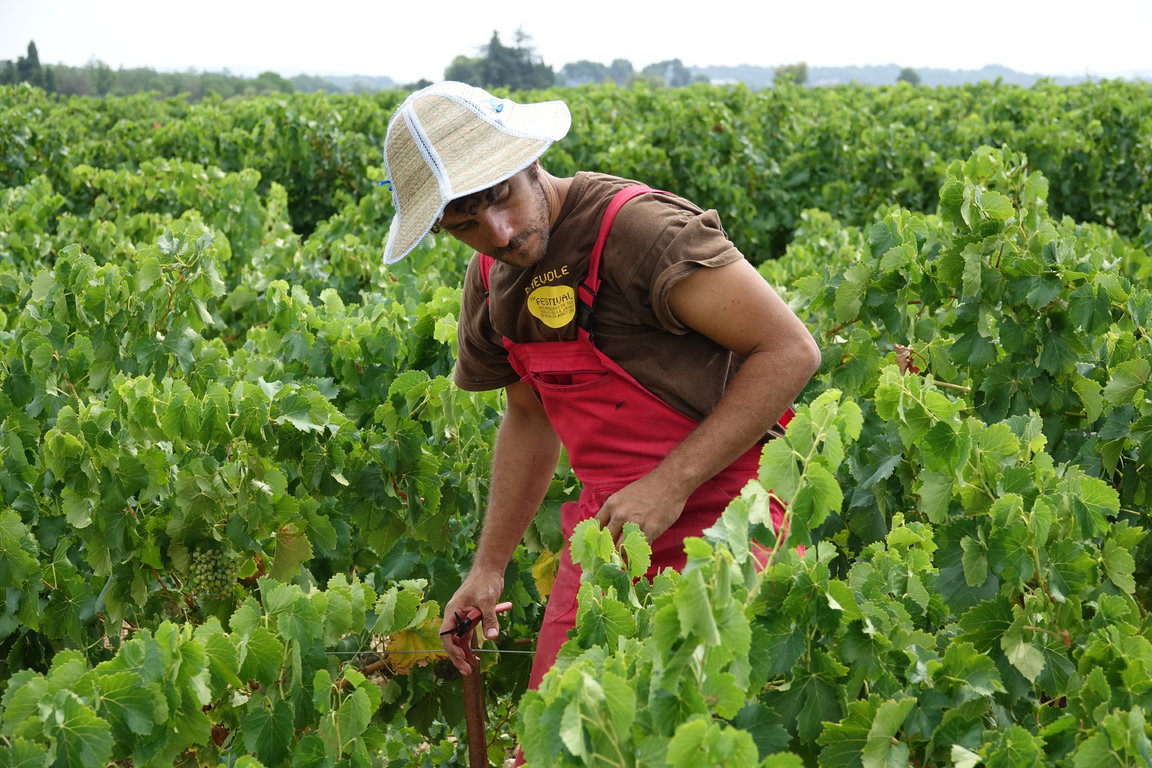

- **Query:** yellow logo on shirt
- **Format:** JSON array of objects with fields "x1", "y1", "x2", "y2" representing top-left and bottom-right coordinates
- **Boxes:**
[{"x1": 527, "y1": 285, "x2": 576, "y2": 328}]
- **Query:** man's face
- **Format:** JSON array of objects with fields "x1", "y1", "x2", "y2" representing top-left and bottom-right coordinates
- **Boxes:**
[{"x1": 437, "y1": 166, "x2": 551, "y2": 268}]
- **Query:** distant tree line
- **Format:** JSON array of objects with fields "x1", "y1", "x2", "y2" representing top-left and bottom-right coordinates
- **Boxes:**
[
  {"x1": 2, "y1": 36, "x2": 929, "y2": 100},
  {"x1": 0, "y1": 41, "x2": 324, "y2": 100},
  {"x1": 443, "y1": 30, "x2": 716, "y2": 90}
]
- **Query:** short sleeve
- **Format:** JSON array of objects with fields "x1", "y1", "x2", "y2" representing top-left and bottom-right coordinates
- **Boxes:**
[
  {"x1": 603, "y1": 201, "x2": 744, "y2": 334},
  {"x1": 650, "y1": 209, "x2": 744, "y2": 332},
  {"x1": 453, "y1": 255, "x2": 521, "y2": 392}
]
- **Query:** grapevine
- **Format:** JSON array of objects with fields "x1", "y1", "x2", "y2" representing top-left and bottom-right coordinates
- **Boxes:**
[{"x1": 0, "y1": 81, "x2": 1149, "y2": 766}]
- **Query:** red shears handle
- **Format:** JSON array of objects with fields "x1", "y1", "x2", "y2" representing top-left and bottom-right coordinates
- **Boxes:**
[{"x1": 440, "y1": 601, "x2": 513, "y2": 638}]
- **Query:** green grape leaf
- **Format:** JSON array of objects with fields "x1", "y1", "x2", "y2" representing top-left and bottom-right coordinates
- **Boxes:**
[
  {"x1": 1, "y1": 670, "x2": 48, "y2": 737},
  {"x1": 916, "y1": 470, "x2": 954, "y2": 523},
  {"x1": 0, "y1": 510, "x2": 40, "y2": 585},
  {"x1": 570, "y1": 519, "x2": 614, "y2": 574},
  {"x1": 0, "y1": 736, "x2": 50, "y2": 767},
  {"x1": 879, "y1": 242, "x2": 915, "y2": 272},
  {"x1": 815, "y1": 695, "x2": 866, "y2": 768},
  {"x1": 733, "y1": 702, "x2": 792, "y2": 760},
  {"x1": 938, "y1": 641, "x2": 1004, "y2": 698},
  {"x1": 1001, "y1": 630, "x2": 1045, "y2": 683},
  {"x1": 1073, "y1": 475, "x2": 1119, "y2": 538},
  {"x1": 922, "y1": 420, "x2": 970, "y2": 474},
  {"x1": 1071, "y1": 708, "x2": 1152, "y2": 768},
  {"x1": 960, "y1": 536, "x2": 988, "y2": 588},
  {"x1": 238, "y1": 627, "x2": 283, "y2": 688},
  {"x1": 560, "y1": 698, "x2": 585, "y2": 757},
  {"x1": 372, "y1": 585, "x2": 424, "y2": 635},
  {"x1": 951, "y1": 745, "x2": 981, "y2": 768},
  {"x1": 677, "y1": 568, "x2": 720, "y2": 645},
  {"x1": 600, "y1": 670, "x2": 637, "y2": 741},
  {"x1": 1103, "y1": 358, "x2": 1150, "y2": 406},
  {"x1": 791, "y1": 462, "x2": 842, "y2": 535},
  {"x1": 978, "y1": 190, "x2": 1015, "y2": 221},
  {"x1": 242, "y1": 697, "x2": 294, "y2": 766},
  {"x1": 961, "y1": 245, "x2": 983, "y2": 299},
  {"x1": 41, "y1": 691, "x2": 113, "y2": 768},
  {"x1": 701, "y1": 670, "x2": 745, "y2": 719},
  {"x1": 575, "y1": 585, "x2": 636, "y2": 646},
  {"x1": 760, "y1": 438, "x2": 800, "y2": 501},
  {"x1": 618, "y1": 524, "x2": 651, "y2": 579},
  {"x1": 334, "y1": 686, "x2": 372, "y2": 742},
  {"x1": 666, "y1": 718, "x2": 758, "y2": 768},
  {"x1": 862, "y1": 697, "x2": 915, "y2": 768},
  {"x1": 201, "y1": 631, "x2": 243, "y2": 690},
  {"x1": 1037, "y1": 328, "x2": 1082, "y2": 375},
  {"x1": 270, "y1": 527, "x2": 313, "y2": 582},
  {"x1": 1024, "y1": 275, "x2": 1064, "y2": 310},
  {"x1": 983, "y1": 724, "x2": 1047, "y2": 768},
  {"x1": 1071, "y1": 373, "x2": 1104, "y2": 422},
  {"x1": 91, "y1": 670, "x2": 158, "y2": 738},
  {"x1": 1102, "y1": 539, "x2": 1136, "y2": 594},
  {"x1": 834, "y1": 263, "x2": 873, "y2": 323}
]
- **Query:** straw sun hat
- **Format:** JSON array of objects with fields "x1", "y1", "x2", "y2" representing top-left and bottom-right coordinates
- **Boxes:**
[{"x1": 382, "y1": 81, "x2": 572, "y2": 264}]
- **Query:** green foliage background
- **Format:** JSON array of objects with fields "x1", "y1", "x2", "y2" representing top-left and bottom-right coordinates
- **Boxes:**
[{"x1": 0, "y1": 80, "x2": 1150, "y2": 766}]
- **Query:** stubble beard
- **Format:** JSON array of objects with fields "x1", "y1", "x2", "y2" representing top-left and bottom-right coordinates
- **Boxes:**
[{"x1": 491, "y1": 175, "x2": 552, "y2": 269}]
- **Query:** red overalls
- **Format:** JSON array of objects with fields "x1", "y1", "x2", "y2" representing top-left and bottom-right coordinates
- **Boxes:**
[{"x1": 479, "y1": 186, "x2": 790, "y2": 695}]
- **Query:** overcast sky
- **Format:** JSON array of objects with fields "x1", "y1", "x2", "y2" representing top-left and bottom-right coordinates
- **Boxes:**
[{"x1": 2, "y1": 0, "x2": 1150, "y2": 82}]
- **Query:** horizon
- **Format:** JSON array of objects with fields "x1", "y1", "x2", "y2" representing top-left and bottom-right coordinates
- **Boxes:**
[
  {"x1": 2, "y1": 0, "x2": 1150, "y2": 85},
  {"x1": 4, "y1": 52, "x2": 1148, "y2": 87}
]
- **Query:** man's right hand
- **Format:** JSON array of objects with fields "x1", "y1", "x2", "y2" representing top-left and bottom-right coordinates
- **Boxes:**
[{"x1": 439, "y1": 571, "x2": 507, "y2": 675}]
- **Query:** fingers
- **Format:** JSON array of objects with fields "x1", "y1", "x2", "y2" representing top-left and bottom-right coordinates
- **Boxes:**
[
  {"x1": 439, "y1": 612, "x2": 475, "y2": 675},
  {"x1": 595, "y1": 481, "x2": 686, "y2": 545},
  {"x1": 453, "y1": 635, "x2": 481, "y2": 674},
  {"x1": 442, "y1": 627, "x2": 480, "y2": 675},
  {"x1": 594, "y1": 499, "x2": 625, "y2": 542},
  {"x1": 439, "y1": 601, "x2": 514, "y2": 675},
  {"x1": 481, "y1": 601, "x2": 513, "y2": 641},
  {"x1": 593, "y1": 505, "x2": 610, "y2": 531},
  {"x1": 441, "y1": 636, "x2": 475, "y2": 676}
]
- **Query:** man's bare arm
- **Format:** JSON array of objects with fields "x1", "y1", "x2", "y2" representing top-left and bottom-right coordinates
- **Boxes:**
[
  {"x1": 439, "y1": 380, "x2": 562, "y2": 674},
  {"x1": 595, "y1": 258, "x2": 821, "y2": 541}
]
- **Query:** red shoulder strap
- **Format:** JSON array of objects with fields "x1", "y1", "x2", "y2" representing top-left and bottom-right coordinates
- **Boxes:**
[
  {"x1": 477, "y1": 184, "x2": 667, "y2": 315},
  {"x1": 478, "y1": 253, "x2": 495, "y2": 295},
  {"x1": 577, "y1": 185, "x2": 664, "y2": 310}
]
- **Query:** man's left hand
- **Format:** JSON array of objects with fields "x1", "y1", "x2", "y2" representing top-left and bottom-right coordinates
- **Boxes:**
[{"x1": 594, "y1": 473, "x2": 688, "y2": 543}]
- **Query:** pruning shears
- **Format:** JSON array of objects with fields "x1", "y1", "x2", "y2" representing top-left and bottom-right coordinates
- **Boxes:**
[{"x1": 440, "y1": 601, "x2": 514, "y2": 638}]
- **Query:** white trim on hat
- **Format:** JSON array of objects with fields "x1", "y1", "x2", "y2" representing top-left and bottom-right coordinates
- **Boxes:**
[{"x1": 403, "y1": 107, "x2": 453, "y2": 203}]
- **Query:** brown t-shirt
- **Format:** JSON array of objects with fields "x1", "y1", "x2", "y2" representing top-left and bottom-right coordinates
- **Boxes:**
[{"x1": 454, "y1": 172, "x2": 760, "y2": 426}]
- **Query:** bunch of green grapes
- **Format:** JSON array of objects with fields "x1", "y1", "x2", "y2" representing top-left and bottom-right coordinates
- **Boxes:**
[{"x1": 189, "y1": 548, "x2": 239, "y2": 601}]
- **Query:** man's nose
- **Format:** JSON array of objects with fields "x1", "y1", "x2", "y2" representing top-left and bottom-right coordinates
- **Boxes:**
[{"x1": 479, "y1": 208, "x2": 515, "y2": 247}]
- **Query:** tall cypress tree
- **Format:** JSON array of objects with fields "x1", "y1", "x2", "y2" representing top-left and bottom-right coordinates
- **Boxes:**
[
  {"x1": 446, "y1": 30, "x2": 554, "y2": 91},
  {"x1": 16, "y1": 41, "x2": 45, "y2": 87}
]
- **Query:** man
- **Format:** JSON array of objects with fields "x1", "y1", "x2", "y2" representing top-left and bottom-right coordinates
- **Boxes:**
[{"x1": 382, "y1": 82, "x2": 821, "y2": 689}]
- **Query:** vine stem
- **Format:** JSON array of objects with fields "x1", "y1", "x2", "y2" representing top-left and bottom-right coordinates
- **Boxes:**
[
  {"x1": 486, "y1": 701, "x2": 516, "y2": 751},
  {"x1": 933, "y1": 380, "x2": 971, "y2": 393},
  {"x1": 1023, "y1": 624, "x2": 1066, "y2": 642},
  {"x1": 580, "y1": 710, "x2": 628, "y2": 768},
  {"x1": 149, "y1": 566, "x2": 189, "y2": 612},
  {"x1": 825, "y1": 318, "x2": 861, "y2": 336}
]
